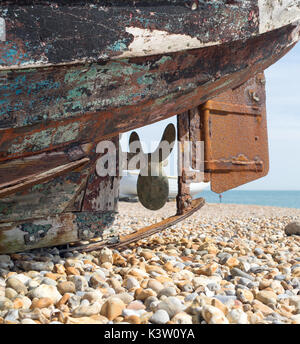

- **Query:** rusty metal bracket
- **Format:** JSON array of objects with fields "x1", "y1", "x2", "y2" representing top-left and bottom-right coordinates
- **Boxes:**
[
  {"x1": 205, "y1": 157, "x2": 264, "y2": 173},
  {"x1": 200, "y1": 73, "x2": 269, "y2": 193}
]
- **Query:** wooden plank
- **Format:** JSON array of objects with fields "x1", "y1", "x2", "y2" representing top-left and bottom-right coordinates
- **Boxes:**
[
  {"x1": 0, "y1": 210, "x2": 116, "y2": 254},
  {"x1": 82, "y1": 137, "x2": 120, "y2": 213},
  {"x1": 0, "y1": 23, "x2": 297, "y2": 163},
  {"x1": 0, "y1": 157, "x2": 90, "y2": 198},
  {"x1": 0, "y1": 1, "x2": 260, "y2": 69},
  {"x1": 0, "y1": 164, "x2": 91, "y2": 223}
]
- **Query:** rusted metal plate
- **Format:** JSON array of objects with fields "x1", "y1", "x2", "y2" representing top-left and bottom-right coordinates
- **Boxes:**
[
  {"x1": 0, "y1": 23, "x2": 298, "y2": 163},
  {"x1": 201, "y1": 73, "x2": 269, "y2": 193}
]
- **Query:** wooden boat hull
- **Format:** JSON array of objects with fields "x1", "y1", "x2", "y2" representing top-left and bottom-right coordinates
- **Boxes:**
[
  {"x1": 0, "y1": 23, "x2": 299, "y2": 162},
  {"x1": 0, "y1": 211, "x2": 116, "y2": 254},
  {"x1": 1, "y1": 1, "x2": 299, "y2": 68}
]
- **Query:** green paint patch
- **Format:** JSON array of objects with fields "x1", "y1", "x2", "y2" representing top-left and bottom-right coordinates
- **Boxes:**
[
  {"x1": 53, "y1": 122, "x2": 80, "y2": 144},
  {"x1": 155, "y1": 56, "x2": 172, "y2": 65},
  {"x1": 9, "y1": 122, "x2": 80, "y2": 155},
  {"x1": 20, "y1": 223, "x2": 52, "y2": 236},
  {"x1": 10, "y1": 128, "x2": 53, "y2": 154},
  {"x1": 137, "y1": 74, "x2": 154, "y2": 86},
  {"x1": 76, "y1": 211, "x2": 116, "y2": 239}
]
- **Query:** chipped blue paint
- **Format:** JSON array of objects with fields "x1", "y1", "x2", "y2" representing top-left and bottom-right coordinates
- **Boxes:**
[
  {"x1": 0, "y1": 42, "x2": 29, "y2": 65},
  {"x1": 110, "y1": 40, "x2": 128, "y2": 52}
]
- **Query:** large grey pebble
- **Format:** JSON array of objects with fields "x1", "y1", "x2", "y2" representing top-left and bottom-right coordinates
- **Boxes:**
[
  {"x1": 41, "y1": 277, "x2": 57, "y2": 286},
  {"x1": 126, "y1": 276, "x2": 140, "y2": 290},
  {"x1": 254, "y1": 248, "x2": 264, "y2": 256},
  {"x1": 5, "y1": 309, "x2": 19, "y2": 322},
  {"x1": 214, "y1": 295, "x2": 237, "y2": 304},
  {"x1": 225, "y1": 289, "x2": 236, "y2": 296},
  {"x1": 6, "y1": 278, "x2": 28, "y2": 295},
  {"x1": 0, "y1": 255, "x2": 13, "y2": 270},
  {"x1": 207, "y1": 283, "x2": 220, "y2": 292},
  {"x1": 114, "y1": 292, "x2": 134, "y2": 305},
  {"x1": 184, "y1": 292, "x2": 198, "y2": 302},
  {"x1": 0, "y1": 298, "x2": 13, "y2": 311},
  {"x1": 284, "y1": 222, "x2": 300, "y2": 236},
  {"x1": 21, "y1": 318, "x2": 37, "y2": 324},
  {"x1": 144, "y1": 296, "x2": 158, "y2": 309},
  {"x1": 150, "y1": 309, "x2": 170, "y2": 324},
  {"x1": 72, "y1": 302, "x2": 102, "y2": 317},
  {"x1": 68, "y1": 276, "x2": 88, "y2": 291},
  {"x1": 68, "y1": 295, "x2": 81, "y2": 311},
  {"x1": 122, "y1": 309, "x2": 146, "y2": 317},
  {"x1": 230, "y1": 268, "x2": 255, "y2": 281},
  {"x1": 19, "y1": 261, "x2": 54, "y2": 272},
  {"x1": 158, "y1": 287, "x2": 177, "y2": 298},
  {"x1": 157, "y1": 297, "x2": 185, "y2": 318},
  {"x1": 82, "y1": 291, "x2": 103, "y2": 304},
  {"x1": 29, "y1": 284, "x2": 61, "y2": 304},
  {"x1": 236, "y1": 277, "x2": 254, "y2": 287},
  {"x1": 5, "y1": 287, "x2": 18, "y2": 300}
]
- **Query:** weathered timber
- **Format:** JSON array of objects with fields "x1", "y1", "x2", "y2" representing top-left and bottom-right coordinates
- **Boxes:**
[
  {"x1": 0, "y1": 157, "x2": 90, "y2": 198},
  {"x1": 0, "y1": 1, "x2": 264, "y2": 69},
  {"x1": 0, "y1": 144, "x2": 90, "y2": 188},
  {"x1": 0, "y1": 210, "x2": 116, "y2": 254},
  {"x1": 1, "y1": 23, "x2": 299, "y2": 162},
  {"x1": 176, "y1": 111, "x2": 192, "y2": 215},
  {"x1": 0, "y1": 1, "x2": 299, "y2": 69},
  {"x1": 0, "y1": 136, "x2": 120, "y2": 252},
  {"x1": 58, "y1": 197, "x2": 206, "y2": 254},
  {"x1": 82, "y1": 136, "x2": 120, "y2": 213},
  {"x1": 0, "y1": 162, "x2": 91, "y2": 223}
]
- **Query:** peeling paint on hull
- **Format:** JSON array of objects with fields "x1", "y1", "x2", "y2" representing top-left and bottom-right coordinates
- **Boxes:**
[
  {"x1": 0, "y1": 1, "x2": 299, "y2": 70},
  {"x1": 0, "y1": 23, "x2": 299, "y2": 162},
  {"x1": 0, "y1": 1, "x2": 261, "y2": 69},
  {"x1": 258, "y1": 0, "x2": 300, "y2": 33},
  {"x1": 0, "y1": 211, "x2": 116, "y2": 254}
]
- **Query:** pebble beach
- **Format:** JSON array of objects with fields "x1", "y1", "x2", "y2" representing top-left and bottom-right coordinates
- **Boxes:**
[{"x1": 0, "y1": 201, "x2": 300, "y2": 325}]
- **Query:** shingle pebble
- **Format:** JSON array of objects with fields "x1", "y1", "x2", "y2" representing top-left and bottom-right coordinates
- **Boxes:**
[{"x1": 0, "y1": 202, "x2": 300, "y2": 324}]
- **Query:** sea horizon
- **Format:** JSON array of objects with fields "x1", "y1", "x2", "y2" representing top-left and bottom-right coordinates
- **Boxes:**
[{"x1": 197, "y1": 190, "x2": 300, "y2": 209}]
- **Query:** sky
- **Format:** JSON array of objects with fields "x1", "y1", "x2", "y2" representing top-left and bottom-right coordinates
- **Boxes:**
[{"x1": 121, "y1": 42, "x2": 300, "y2": 191}]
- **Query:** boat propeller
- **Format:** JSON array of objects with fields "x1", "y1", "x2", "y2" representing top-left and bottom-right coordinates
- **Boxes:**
[{"x1": 127, "y1": 123, "x2": 176, "y2": 210}]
